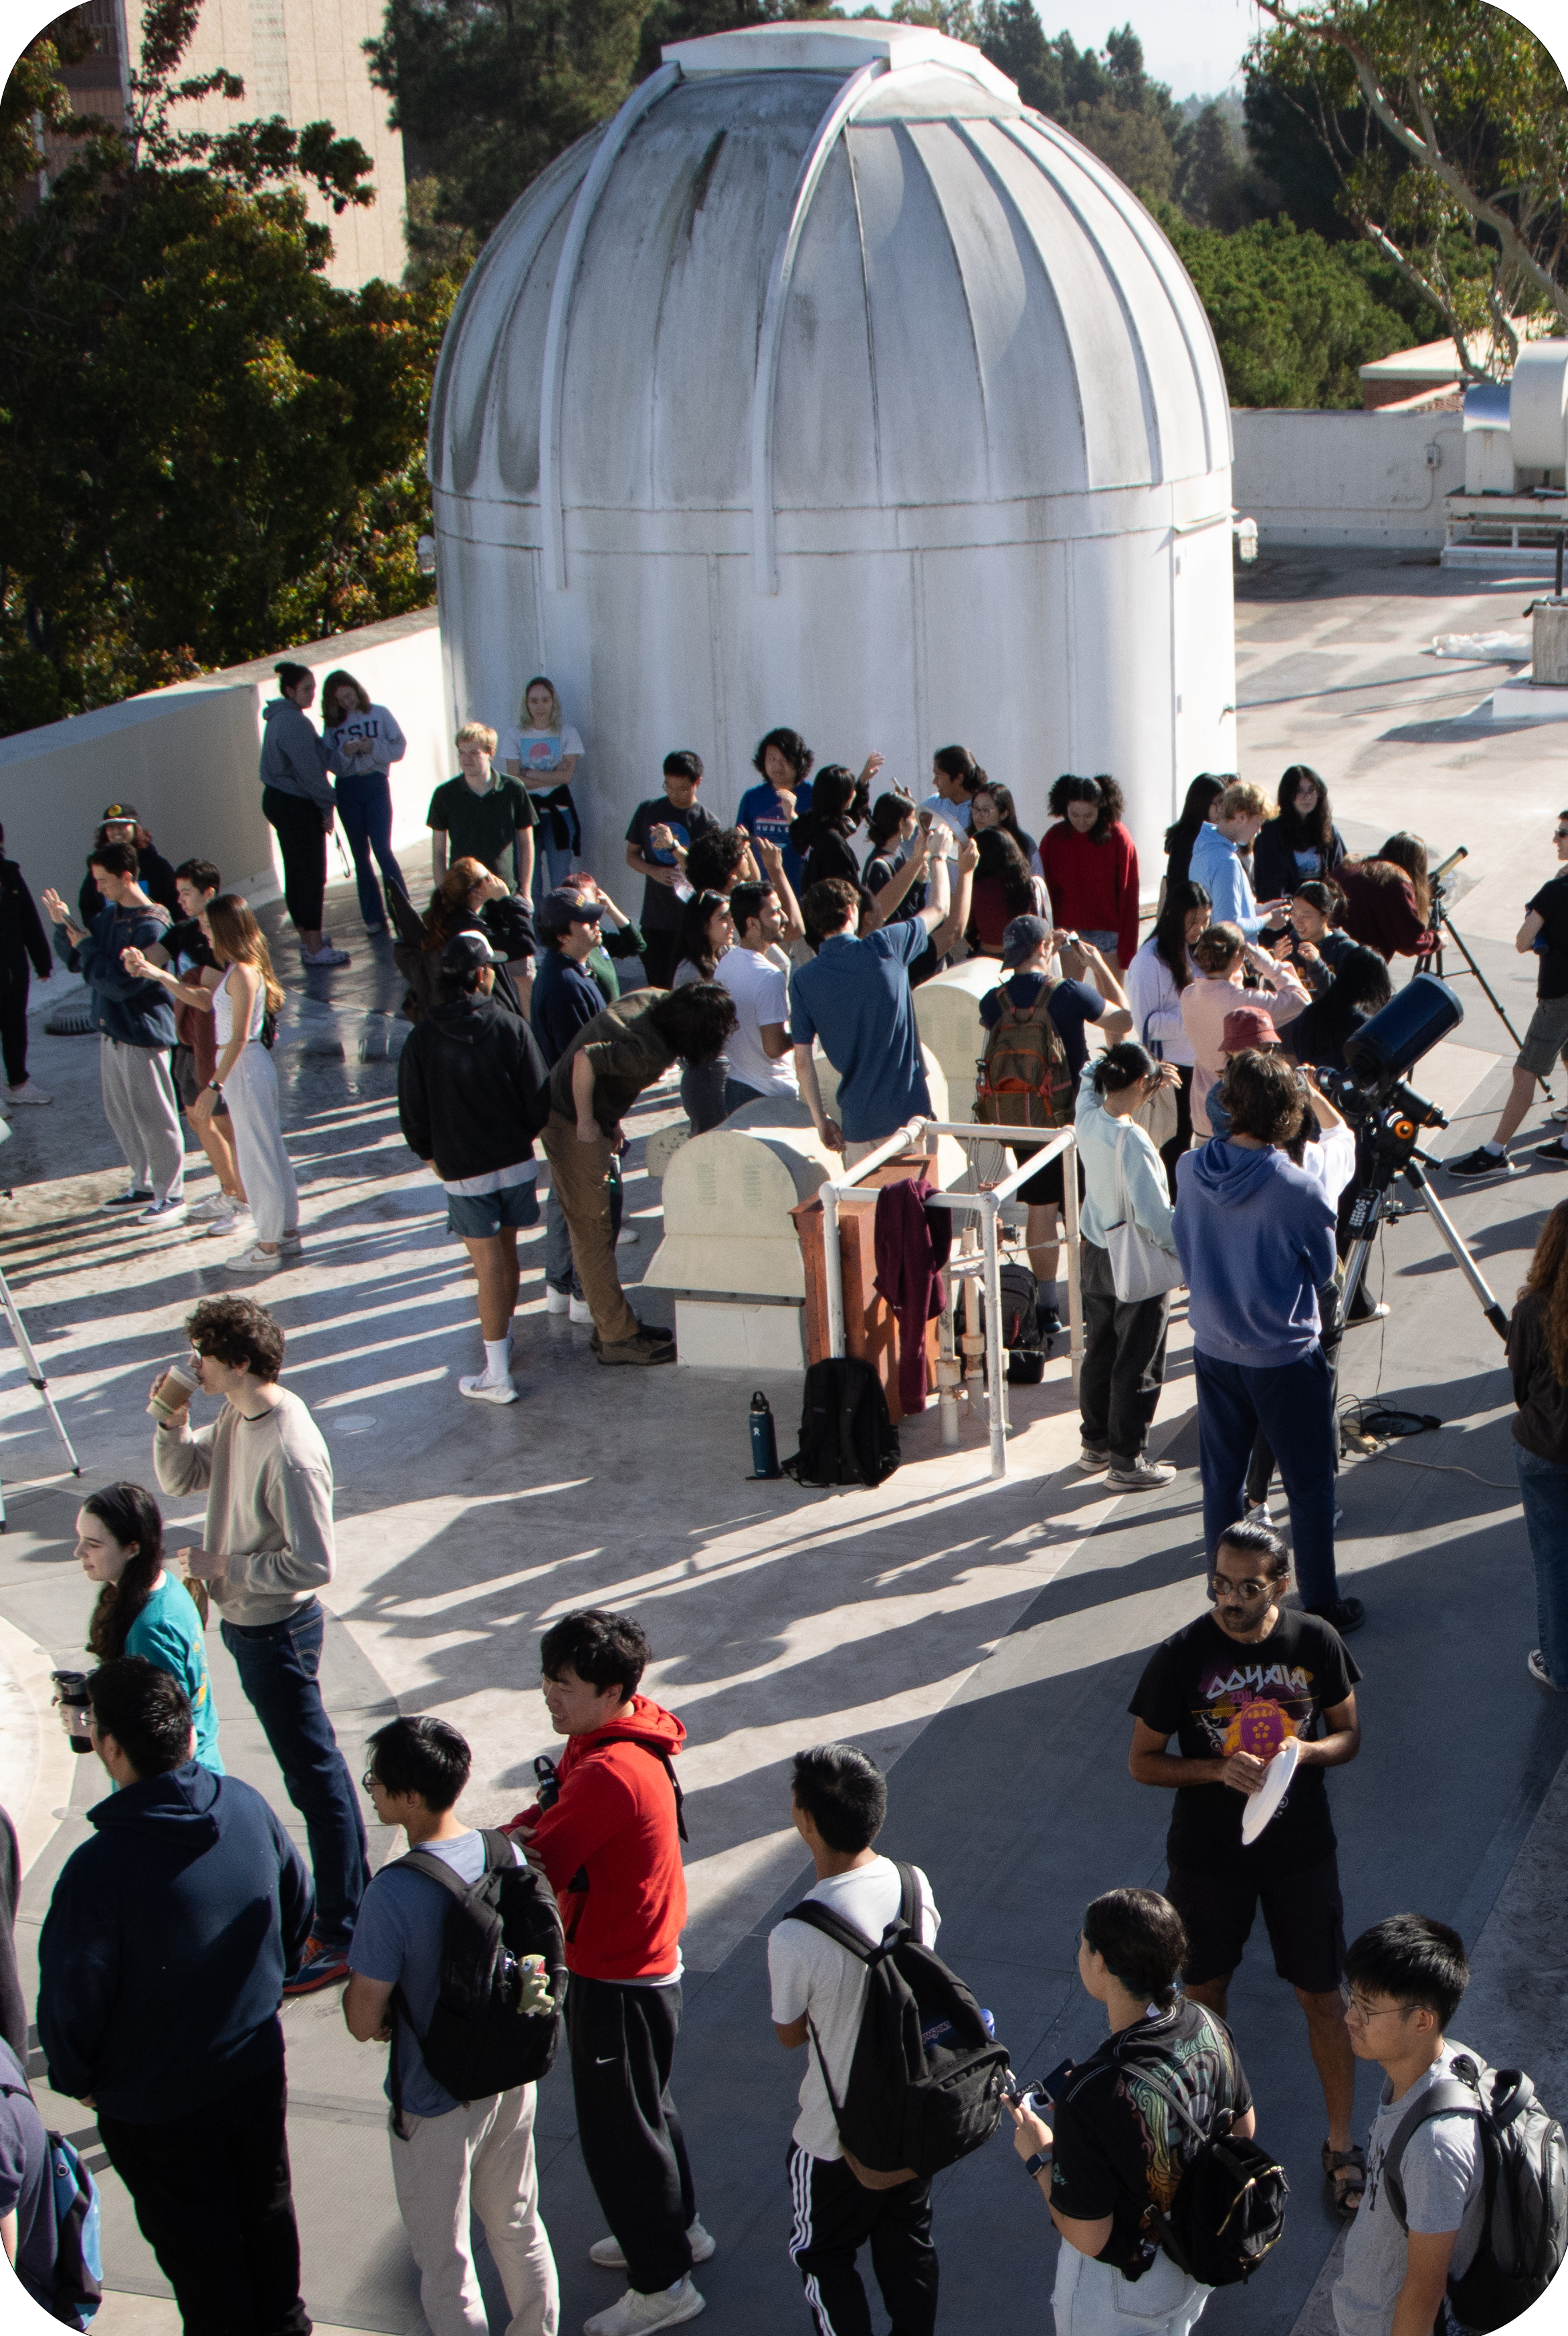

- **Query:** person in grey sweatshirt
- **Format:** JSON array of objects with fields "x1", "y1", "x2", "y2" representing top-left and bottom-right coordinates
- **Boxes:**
[
  {"x1": 260, "y1": 662, "x2": 349, "y2": 967},
  {"x1": 153, "y1": 1293, "x2": 368, "y2": 1992}
]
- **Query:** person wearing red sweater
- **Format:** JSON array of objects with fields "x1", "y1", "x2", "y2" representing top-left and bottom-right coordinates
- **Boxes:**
[
  {"x1": 1039, "y1": 775, "x2": 1141, "y2": 970},
  {"x1": 506, "y1": 1610, "x2": 712, "y2": 2336}
]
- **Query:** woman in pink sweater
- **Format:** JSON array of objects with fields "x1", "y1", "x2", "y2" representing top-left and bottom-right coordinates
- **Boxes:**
[
  {"x1": 1039, "y1": 775, "x2": 1140, "y2": 969},
  {"x1": 1181, "y1": 922, "x2": 1310, "y2": 1136}
]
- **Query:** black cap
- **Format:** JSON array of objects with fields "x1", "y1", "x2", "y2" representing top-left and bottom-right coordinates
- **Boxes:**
[
  {"x1": 101, "y1": 803, "x2": 139, "y2": 822},
  {"x1": 441, "y1": 929, "x2": 507, "y2": 975}
]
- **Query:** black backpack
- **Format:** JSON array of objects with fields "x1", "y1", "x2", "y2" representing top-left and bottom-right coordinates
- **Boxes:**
[
  {"x1": 1383, "y1": 2056, "x2": 1568, "y2": 2333},
  {"x1": 783, "y1": 1862, "x2": 1010, "y2": 2186},
  {"x1": 390, "y1": 1831, "x2": 566, "y2": 2137},
  {"x1": 1064, "y1": 2029, "x2": 1288, "y2": 2287},
  {"x1": 783, "y1": 1357, "x2": 900, "y2": 1487}
]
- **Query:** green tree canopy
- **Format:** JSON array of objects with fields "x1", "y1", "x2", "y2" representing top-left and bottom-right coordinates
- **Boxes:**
[{"x1": 0, "y1": 1, "x2": 454, "y2": 735}]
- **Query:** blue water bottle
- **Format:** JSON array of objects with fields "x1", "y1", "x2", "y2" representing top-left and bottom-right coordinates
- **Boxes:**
[{"x1": 749, "y1": 1391, "x2": 780, "y2": 1478}]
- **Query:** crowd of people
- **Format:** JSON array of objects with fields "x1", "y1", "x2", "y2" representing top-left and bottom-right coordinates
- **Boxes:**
[{"x1": 3, "y1": 687, "x2": 1567, "y2": 2336}]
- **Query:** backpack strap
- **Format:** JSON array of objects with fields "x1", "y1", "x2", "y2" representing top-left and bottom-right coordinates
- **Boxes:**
[
  {"x1": 588, "y1": 1735, "x2": 689, "y2": 1842},
  {"x1": 1381, "y1": 2075, "x2": 1486, "y2": 2228},
  {"x1": 386, "y1": 1836, "x2": 515, "y2": 2143},
  {"x1": 783, "y1": 1898, "x2": 880, "y2": 1961}
]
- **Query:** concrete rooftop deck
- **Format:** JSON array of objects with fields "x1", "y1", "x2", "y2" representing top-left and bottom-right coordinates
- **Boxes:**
[{"x1": 2, "y1": 548, "x2": 1567, "y2": 2336}]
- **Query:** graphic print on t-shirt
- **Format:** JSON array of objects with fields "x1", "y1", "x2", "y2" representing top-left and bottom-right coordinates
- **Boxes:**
[{"x1": 1189, "y1": 1652, "x2": 1319, "y2": 1763}]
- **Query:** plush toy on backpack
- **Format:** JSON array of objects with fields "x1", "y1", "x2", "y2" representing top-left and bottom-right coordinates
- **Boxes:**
[{"x1": 975, "y1": 987, "x2": 1074, "y2": 1131}]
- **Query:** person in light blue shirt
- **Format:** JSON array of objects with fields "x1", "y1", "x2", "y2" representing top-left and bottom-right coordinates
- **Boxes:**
[
  {"x1": 791, "y1": 838, "x2": 975, "y2": 1157},
  {"x1": 75, "y1": 1484, "x2": 222, "y2": 1774},
  {"x1": 1188, "y1": 779, "x2": 1290, "y2": 940},
  {"x1": 1074, "y1": 1046, "x2": 1181, "y2": 1490}
]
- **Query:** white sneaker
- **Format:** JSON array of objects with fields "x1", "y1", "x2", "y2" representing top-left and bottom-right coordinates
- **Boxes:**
[
  {"x1": 1106, "y1": 1456, "x2": 1176, "y2": 1490},
  {"x1": 139, "y1": 1195, "x2": 189, "y2": 1228},
  {"x1": 1245, "y1": 1501, "x2": 1273, "y2": 1527},
  {"x1": 227, "y1": 1243, "x2": 282, "y2": 1272},
  {"x1": 206, "y1": 1206, "x2": 252, "y2": 1238},
  {"x1": 568, "y1": 1294, "x2": 593, "y2": 1325},
  {"x1": 301, "y1": 944, "x2": 351, "y2": 967},
  {"x1": 617, "y1": 1225, "x2": 640, "y2": 1248},
  {"x1": 590, "y1": 2224, "x2": 716, "y2": 2273},
  {"x1": 187, "y1": 1192, "x2": 237, "y2": 1223},
  {"x1": 545, "y1": 1284, "x2": 571, "y2": 1315},
  {"x1": 459, "y1": 1372, "x2": 518, "y2": 1405},
  {"x1": 5, "y1": 1082, "x2": 52, "y2": 1106},
  {"x1": 584, "y1": 2277, "x2": 705, "y2": 2335},
  {"x1": 279, "y1": 1228, "x2": 302, "y2": 1250},
  {"x1": 1077, "y1": 1444, "x2": 1110, "y2": 1473}
]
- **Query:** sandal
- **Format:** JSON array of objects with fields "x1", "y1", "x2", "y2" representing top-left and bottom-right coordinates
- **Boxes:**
[{"x1": 1322, "y1": 2141, "x2": 1367, "y2": 2220}]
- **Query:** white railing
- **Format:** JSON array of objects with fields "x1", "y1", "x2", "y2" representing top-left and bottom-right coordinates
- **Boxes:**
[{"x1": 815, "y1": 1120, "x2": 1080, "y2": 1481}]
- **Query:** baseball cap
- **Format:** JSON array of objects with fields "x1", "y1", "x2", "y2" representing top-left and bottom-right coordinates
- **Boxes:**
[
  {"x1": 537, "y1": 885, "x2": 604, "y2": 935},
  {"x1": 1221, "y1": 1007, "x2": 1278, "y2": 1054},
  {"x1": 442, "y1": 930, "x2": 507, "y2": 975},
  {"x1": 101, "y1": 803, "x2": 138, "y2": 823},
  {"x1": 1001, "y1": 914, "x2": 1050, "y2": 969}
]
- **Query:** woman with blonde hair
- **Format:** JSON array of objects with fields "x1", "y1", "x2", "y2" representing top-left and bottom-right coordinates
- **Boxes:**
[
  {"x1": 320, "y1": 668, "x2": 407, "y2": 937},
  {"x1": 1509, "y1": 1200, "x2": 1568, "y2": 1689},
  {"x1": 197, "y1": 896, "x2": 297, "y2": 1270},
  {"x1": 502, "y1": 674, "x2": 584, "y2": 900}
]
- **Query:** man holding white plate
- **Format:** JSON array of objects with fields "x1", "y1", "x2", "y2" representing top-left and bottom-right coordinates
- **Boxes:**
[{"x1": 1126, "y1": 1519, "x2": 1366, "y2": 2222}]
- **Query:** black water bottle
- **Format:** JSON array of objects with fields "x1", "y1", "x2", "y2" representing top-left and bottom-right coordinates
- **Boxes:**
[{"x1": 749, "y1": 1390, "x2": 780, "y2": 1479}]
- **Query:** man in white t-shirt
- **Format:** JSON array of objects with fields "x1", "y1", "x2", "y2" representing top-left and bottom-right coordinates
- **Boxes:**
[
  {"x1": 768, "y1": 1745, "x2": 940, "y2": 2336},
  {"x1": 717, "y1": 882, "x2": 799, "y2": 1113},
  {"x1": 1333, "y1": 1914, "x2": 1487, "y2": 2336}
]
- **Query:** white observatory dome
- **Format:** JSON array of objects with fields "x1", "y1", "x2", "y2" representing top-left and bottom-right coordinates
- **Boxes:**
[{"x1": 429, "y1": 21, "x2": 1237, "y2": 868}]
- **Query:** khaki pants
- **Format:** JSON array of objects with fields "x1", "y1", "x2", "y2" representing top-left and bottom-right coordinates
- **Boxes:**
[
  {"x1": 540, "y1": 1112, "x2": 639, "y2": 1345},
  {"x1": 389, "y1": 2084, "x2": 558, "y2": 2336}
]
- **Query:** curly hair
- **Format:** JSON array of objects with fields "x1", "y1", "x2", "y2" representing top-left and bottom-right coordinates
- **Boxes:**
[
  {"x1": 1048, "y1": 772, "x2": 1124, "y2": 843},
  {"x1": 685, "y1": 827, "x2": 753, "y2": 894},
  {"x1": 1522, "y1": 1200, "x2": 1568, "y2": 1387},
  {"x1": 646, "y1": 982, "x2": 737, "y2": 1066},
  {"x1": 1217, "y1": 1049, "x2": 1306, "y2": 1147},
  {"x1": 753, "y1": 728, "x2": 813, "y2": 786},
  {"x1": 185, "y1": 1296, "x2": 285, "y2": 1381}
]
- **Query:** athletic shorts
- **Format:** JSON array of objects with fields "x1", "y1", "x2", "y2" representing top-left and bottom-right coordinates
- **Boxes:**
[
  {"x1": 1515, "y1": 995, "x2": 1568, "y2": 1078},
  {"x1": 1009, "y1": 1143, "x2": 1086, "y2": 1211},
  {"x1": 446, "y1": 1177, "x2": 541, "y2": 1240},
  {"x1": 1166, "y1": 1852, "x2": 1346, "y2": 1995},
  {"x1": 171, "y1": 1043, "x2": 227, "y2": 1117}
]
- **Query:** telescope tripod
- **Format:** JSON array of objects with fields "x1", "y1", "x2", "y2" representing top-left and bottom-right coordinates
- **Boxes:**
[
  {"x1": 0, "y1": 1262, "x2": 82, "y2": 1531},
  {"x1": 1341, "y1": 1112, "x2": 1508, "y2": 1345}
]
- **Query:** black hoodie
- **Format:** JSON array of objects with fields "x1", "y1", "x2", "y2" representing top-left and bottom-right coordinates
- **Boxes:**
[
  {"x1": 397, "y1": 989, "x2": 551, "y2": 1183},
  {"x1": 37, "y1": 1761, "x2": 312, "y2": 2121}
]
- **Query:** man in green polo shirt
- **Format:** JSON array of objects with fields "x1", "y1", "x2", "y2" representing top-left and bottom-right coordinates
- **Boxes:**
[{"x1": 427, "y1": 723, "x2": 538, "y2": 892}]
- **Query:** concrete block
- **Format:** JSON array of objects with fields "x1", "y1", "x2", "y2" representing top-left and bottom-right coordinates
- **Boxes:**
[{"x1": 674, "y1": 1298, "x2": 805, "y2": 1370}]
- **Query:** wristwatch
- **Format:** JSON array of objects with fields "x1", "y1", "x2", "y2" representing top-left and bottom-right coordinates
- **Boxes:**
[
  {"x1": 1023, "y1": 2149, "x2": 1052, "y2": 2179},
  {"x1": 208, "y1": 1080, "x2": 223, "y2": 1094}
]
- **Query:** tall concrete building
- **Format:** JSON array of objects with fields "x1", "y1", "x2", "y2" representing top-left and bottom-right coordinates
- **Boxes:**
[{"x1": 43, "y1": 0, "x2": 408, "y2": 289}]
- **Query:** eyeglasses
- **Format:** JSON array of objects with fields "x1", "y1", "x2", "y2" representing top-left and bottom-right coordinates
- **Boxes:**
[
  {"x1": 361, "y1": 1769, "x2": 382, "y2": 1794},
  {"x1": 1339, "y1": 1984, "x2": 1417, "y2": 2022},
  {"x1": 1206, "y1": 1574, "x2": 1276, "y2": 1600}
]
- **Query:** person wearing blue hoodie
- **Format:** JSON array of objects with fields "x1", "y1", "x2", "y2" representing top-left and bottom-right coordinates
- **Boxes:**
[
  {"x1": 1188, "y1": 781, "x2": 1290, "y2": 941},
  {"x1": 1174, "y1": 1047, "x2": 1364, "y2": 1635},
  {"x1": 38, "y1": 1657, "x2": 314, "y2": 2336}
]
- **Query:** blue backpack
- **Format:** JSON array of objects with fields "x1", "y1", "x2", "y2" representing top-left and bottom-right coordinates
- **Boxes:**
[{"x1": 0, "y1": 2064, "x2": 102, "y2": 2328}]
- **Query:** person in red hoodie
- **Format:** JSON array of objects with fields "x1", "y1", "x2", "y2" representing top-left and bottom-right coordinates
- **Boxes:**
[{"x1": 506, "y1": 1610, "x2": 712, "y2": 2336}]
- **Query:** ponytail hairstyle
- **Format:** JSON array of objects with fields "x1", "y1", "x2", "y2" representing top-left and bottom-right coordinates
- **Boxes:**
[
  {"x1": 84, "y1": 1484, "x2": 166, "y2": 1661},
  {"x1": 933, "y1": 745, "x2": 982, "y2": 795},
  {"x1": 424, "y1": 856, "x2": 494, "y2": 947},
  {"x1": 274, "y1": 661, "x2": 311, "y2": 696},
  {"x1": 1293, "y1": 876, "x2": 1346, "y2": 928},
  {"x1": 205, "y1": 894, "x2": 284, "y2": 1015},
  {"x1": 1092, "y1": 1040, "x2": 1155, "y2": 1096},
  {"x1": 867, "y1": 791, "x2": 916, "y2": 850},
  {"x1": 1049, "y1": 772, "x2": 1124, "y2": 844},
  {"x1": 1082, "y1": 1888, "x2": 1188, "y2": 2013}
]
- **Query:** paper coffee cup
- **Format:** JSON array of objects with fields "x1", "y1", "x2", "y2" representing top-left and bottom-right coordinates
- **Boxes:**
[{"x1": 148, "y1": 1357, "x2": 199, "y2": 1422}]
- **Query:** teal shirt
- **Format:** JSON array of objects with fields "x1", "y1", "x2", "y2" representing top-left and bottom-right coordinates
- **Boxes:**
[{"x1": 124, "y1": 1576, "x2": 223, "y2": 1774}]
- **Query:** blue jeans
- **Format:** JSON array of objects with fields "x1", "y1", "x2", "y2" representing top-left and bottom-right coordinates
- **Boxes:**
[
  {"x1": 220, "y1": 1599, "x2": 369, "y2": 1947},
  {"x1": 724, "y1": 1078, "x2": 765, "y2": 1115},
  {"x1": 1194, "y1": 1346, "x2": 1339, "y2": 1610},
  {"x1": 545, "y1": 1156, "x2": 623, "y2": 1295},
  {"x1": 1514, "y1": 1442, "x2": 1568, "y2": 1686},
  {"x1": 334, "y1": 769, "x2": 405, "y2": 928},
  {"x1": 531, "y1": 828, "x2": 574, "y2": 901}
]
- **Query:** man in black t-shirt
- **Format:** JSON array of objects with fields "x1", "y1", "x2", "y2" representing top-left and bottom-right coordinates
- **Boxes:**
[
  {"x1": 623, "y1": 751, "x2": 720, "y2": 990},
  {"x1": 1129, "y1": 1518, "x2": 1365, "y2": 2218},
  {"x1": 1008, "y1": 1886, "x2": 1255, "y2": 2336},
  {"x1": 1449, "y1": 809, "x2": 1568, "y2": 1176}
]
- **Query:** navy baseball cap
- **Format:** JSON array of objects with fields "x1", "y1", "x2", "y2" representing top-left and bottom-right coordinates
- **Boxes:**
[
  {"x1": 537, "y1": 886, "x2": 604, "y2": 935},
  {"x1": 1001, "y1": 914, "x2": 1051, "y2": 969}
]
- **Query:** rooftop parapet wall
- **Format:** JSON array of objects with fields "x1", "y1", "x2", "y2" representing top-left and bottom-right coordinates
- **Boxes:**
[{"x1": 1232, "y1": 406, "x2": 1467, "y2": 551}]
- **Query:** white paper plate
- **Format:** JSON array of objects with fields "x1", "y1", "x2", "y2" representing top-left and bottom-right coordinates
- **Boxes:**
[{"x1": 1240, "y1": 1734, "x2": 1301, "y2": 1846}]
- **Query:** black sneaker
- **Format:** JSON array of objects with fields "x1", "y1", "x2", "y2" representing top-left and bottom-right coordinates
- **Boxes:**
[
  {"x1": 1446, "y1": 1147, "x2": 1516, "y2": 1179},
  {"x1": 1535, "y1": 1139, "x2": 1568, "y2": 1163},
  {"x1": 1306, "y1": 1596, "x2": 1365, "y2": 1636},
  {"x1": 102, "y1": 1185, "x2": 155, "y2": 1209},
  {"x1": 1036, "y1": 1306, "x2": 1062, "y2": 1344}
]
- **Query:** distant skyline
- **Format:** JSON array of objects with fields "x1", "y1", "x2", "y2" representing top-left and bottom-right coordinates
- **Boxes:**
[{"x1": 1042, "y1": 0, "x2": 1257, "y2": 97}]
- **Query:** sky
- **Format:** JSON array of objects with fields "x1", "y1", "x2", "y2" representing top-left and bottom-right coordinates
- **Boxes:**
[{"x1": 1044, "y1": 0, "x2": 1261, "y2": 98}]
